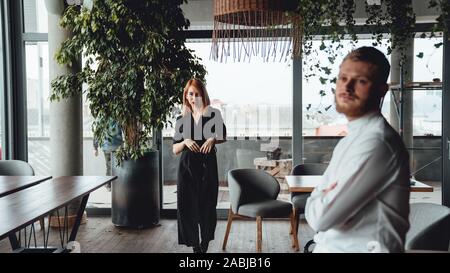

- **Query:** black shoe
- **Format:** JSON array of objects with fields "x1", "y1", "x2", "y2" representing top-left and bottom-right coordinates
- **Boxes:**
[
  {"x1": 193, "y1": 246, "x2": 202, "y2": 253},
  {"x1": 200, "y1": 241, "x2": 209, "y2": 253}
]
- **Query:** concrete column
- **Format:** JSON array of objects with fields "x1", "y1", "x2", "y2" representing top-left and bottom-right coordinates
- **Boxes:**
[
  {"x1": 390, "y1": 38, "x2": 414, "y2": 171},
  {"x1": 47, "y1": 1, "x2": 83, "y2": 176}
]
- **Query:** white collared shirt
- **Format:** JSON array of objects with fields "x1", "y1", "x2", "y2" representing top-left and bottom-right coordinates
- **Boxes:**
[{"x1": 305, "y1": 111, "x2": 411, "y2": 253}]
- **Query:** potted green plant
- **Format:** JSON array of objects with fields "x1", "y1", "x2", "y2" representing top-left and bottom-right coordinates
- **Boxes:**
[{"x1": 50, "y1": 0, "x2": 206, "y2": 228}]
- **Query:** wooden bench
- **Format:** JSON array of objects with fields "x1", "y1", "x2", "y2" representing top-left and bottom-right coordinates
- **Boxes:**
[
  {"x1": 0, "y1": 176, "x2": 51, "y2": 198},
  {"x1": 0, "y1": 176, "x2": 117, "y2": 252}
]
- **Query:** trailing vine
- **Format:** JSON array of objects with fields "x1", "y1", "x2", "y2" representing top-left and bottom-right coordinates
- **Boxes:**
[
  {"x1": 289, "y1": 0, "x2": 447, "y2": 121},
  {"x1": 416, "y1": 0, "x2": 449, "y2": 60}
]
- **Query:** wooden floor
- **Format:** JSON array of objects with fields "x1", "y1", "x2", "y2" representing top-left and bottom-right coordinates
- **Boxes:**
[{"x1": 0, "y1": 217, "x2": 315, "y2": 253}]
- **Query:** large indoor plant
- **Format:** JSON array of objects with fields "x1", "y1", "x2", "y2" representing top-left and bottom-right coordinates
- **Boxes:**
[{"x1": 50, "y1": 0, "x2": 206, "y2": 227}]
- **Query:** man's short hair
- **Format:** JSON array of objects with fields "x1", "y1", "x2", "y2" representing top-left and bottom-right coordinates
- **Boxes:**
[{"x1": 342, "y1": 46, "x2": 390, "y2": 84}]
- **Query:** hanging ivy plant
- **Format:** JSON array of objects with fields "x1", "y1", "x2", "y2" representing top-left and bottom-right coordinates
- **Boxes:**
[
  {"x1": 428, "y1": 0, "x2": 450, "y2": 36},
  {"x1": 289, "y1": 0, "x2": 447, "y2": 120},
  {"x1": 374, "y1": 0, "x2": 416, "y2": 63},
  {"x1": 416, "y1": 0, "x2": 449, "y2": 59}
]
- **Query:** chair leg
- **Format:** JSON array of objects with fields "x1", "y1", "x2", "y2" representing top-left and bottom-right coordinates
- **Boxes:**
[
  {"x1": 256, "y1": 216, "x2": 262, "y2": 253},
  {"x1": 290, "y1": 210, "x2": 300, "y2": 251},
  {"x1": 289, "y1": 214, "x2": 293, "y2": 235},
  {"x1": 290, "y1": 208, "x2": 296, "y2": 247},
  {"x1": 222, "y1": 208, "x2": 234, "y2": 250}
]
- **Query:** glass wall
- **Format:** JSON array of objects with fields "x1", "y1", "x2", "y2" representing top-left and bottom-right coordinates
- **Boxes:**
[
  {"x1": 83, "y1": 90, "x2": 112, "y2": 208},
  {"x1": 413, "y1": 37, "x2": 443, "y2": 136},
  {"x1": 301, "y1": 37, "x2": 443, "y2": 205},
  {"x1": 162, "y1": 41, "x2": 293, "y2": 209},
  {"x1": 81, "y1": 55, "x2": 111, "y2": 208},
  {"x1": 25, "y1": 41, "x2": 50, "y2": 174},
  {"x1": 301, "y1": 39, "x2": 390, "y2": 169},
  {"x1": 410, "y1": 37, "x2": 443, "y2": 205},
  {"x1": 23, "y1": 0, "x2": 48, "y2": 33},
  {"x1": 301, "y1": 37, "x2": 443, "y2": 137},
  {"x1": 0, "y1": 2, "x2": 4, "y2": 160},
  {"x1": 18, "y1": 0, "x2": 444, "y2": 210},
  {"x1": 22, "y1": 1, "x2": 109, "y2": 207},
  {"x1": 302, "y1": 39, "x2": 391, "y2": 138},
  {"x1": 24, "y1": 0, "x2": 50, "y2": 172}
]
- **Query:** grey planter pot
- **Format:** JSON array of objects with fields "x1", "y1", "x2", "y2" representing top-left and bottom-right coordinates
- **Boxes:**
[{"x1": 112, "y1": 151, "x2": 160, "y2": 228}]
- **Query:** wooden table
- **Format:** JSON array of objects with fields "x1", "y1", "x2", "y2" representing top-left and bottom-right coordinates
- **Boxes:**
[
  {"x1": 0, "y1": 176, "x2": 52, "y2": 198},
  {"x1": 0, "y1": 176, "x2": 117, "y2": 252},
  {"x1": 285, "y1": 175, "x2": 434, "y2": 193}
]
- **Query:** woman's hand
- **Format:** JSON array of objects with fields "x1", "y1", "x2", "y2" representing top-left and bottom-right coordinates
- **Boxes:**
[
  {"x1": 200, "y1": 138, "x2": 216, "y2": 154},
  {"x1": 184, "y1": 139, "x2": 200, "y2": 153}
]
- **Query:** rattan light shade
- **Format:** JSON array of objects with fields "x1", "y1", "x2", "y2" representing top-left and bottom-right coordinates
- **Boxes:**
[{"x1": 211, "y1": 0, "x2": 301, "y2": 62}]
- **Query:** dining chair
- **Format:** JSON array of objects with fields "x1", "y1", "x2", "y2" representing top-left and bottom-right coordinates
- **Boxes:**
[
  {"x1": 406, "y1": 202, "x2": 450, "y2": 251},
  {"x1": 0, "y1": 160, "x2": 44, "y2": 229},
  {"x1": 223, "y1": 168, "x2": 297, "y2": 252},
  {"x1": 0, "y1": 160, "x2": 35, "y2": 176}
]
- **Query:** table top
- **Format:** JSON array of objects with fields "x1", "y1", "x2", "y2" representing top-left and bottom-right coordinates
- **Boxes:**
[
  {"x1": 285, "y1": 175, "x2": 434, "y2": 193},
  {"x1": 285, "y1": 175, "x2": 322, "y2": 193},
  {"x1": 0, "y1": 176, "x2": 52, "y2": 198},
  {"x1": 0, "y1": 176, "x2": 117, "y2": 240}
]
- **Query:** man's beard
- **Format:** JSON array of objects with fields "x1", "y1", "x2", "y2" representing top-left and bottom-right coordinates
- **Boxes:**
[{"x1": 335, "y1": 92, "x2": 380, "y2": 117}]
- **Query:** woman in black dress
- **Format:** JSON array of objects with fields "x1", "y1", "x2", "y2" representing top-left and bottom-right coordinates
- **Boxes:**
[{"x1": 173, "y1": 78, "x2": 227, "y2": 253}]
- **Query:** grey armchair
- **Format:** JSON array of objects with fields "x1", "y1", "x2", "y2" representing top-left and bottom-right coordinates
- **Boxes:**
[
  {"x1": 223, "y1": 169, "x2": 296, "y2": 252},
  {"x1": 290, "y1": 163, "x2": 328, "y2": 251},
  {"x1": 0, "y1": 160, "x2": 35, "y2": 176},
  {"x1": 0, "y1": 160, "x2": 42, "y2": 229},
  {"x1": 406, "y1": 202, "x2": 450, "y2": 251}
]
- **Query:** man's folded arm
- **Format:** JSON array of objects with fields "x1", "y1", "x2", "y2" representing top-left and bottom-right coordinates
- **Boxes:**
[{"x1": 306, "y1": 139, "x2": 398, "y2": 232}]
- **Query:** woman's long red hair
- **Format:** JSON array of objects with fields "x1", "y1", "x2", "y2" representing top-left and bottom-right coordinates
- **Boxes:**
[{"x1": 182, "y1": 78, "x2": 210, "y2": 115}]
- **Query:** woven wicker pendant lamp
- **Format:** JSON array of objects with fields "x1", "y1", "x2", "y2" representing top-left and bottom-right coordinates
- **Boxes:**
[{"x1": 211, "y1": 0, "x2": 301, "y2": 62}]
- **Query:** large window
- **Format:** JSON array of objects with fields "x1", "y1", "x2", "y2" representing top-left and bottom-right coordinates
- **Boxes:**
[
  {"x1": 162, "y1": 41, "x2": 293, "y2": 209},
  {"x1": 302, "y1": 39, "x2": 391, "y2": 138},
  {"x1": 410, "y1": 37, "x2": 443, "y2": 204},
  {"x1": 301, "y1": 39, "x2": 390, "y2": 167},
  {"x1": 22, "y1": 1, "x2": 109, "y2": 207},
  {"x1": 24, "y1": 0, "x2": 50, "y2": 173},
  {"x1": 413, "y1": 37, "x2": 443, "y2": 136},
  {"x1": 83, "y1": 93, "x2": 112, "y2": 208},
  {"x1": 300, "y1": 37, "x2": 443, "y2": 204},
  {"x1": 301, "y1": 37, "x2": 443, "y2": 138},
  {"x1": 25, "y1": 41, "x2": 50, "y2": 174},
  {"x1": 23, "y1": 0, "x2": 48, "y2": 33},
  {"x1": 17, "y1": 0, "x2": 445, "y2": 210},
  {"x1": 0, "y1": 4, "x2": 4, "y2": 160}
]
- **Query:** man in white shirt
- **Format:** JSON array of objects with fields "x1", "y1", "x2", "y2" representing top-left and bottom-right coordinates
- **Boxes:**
[{"x1": 305, "y1": 47, "x2": 410, "y2": 253}]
